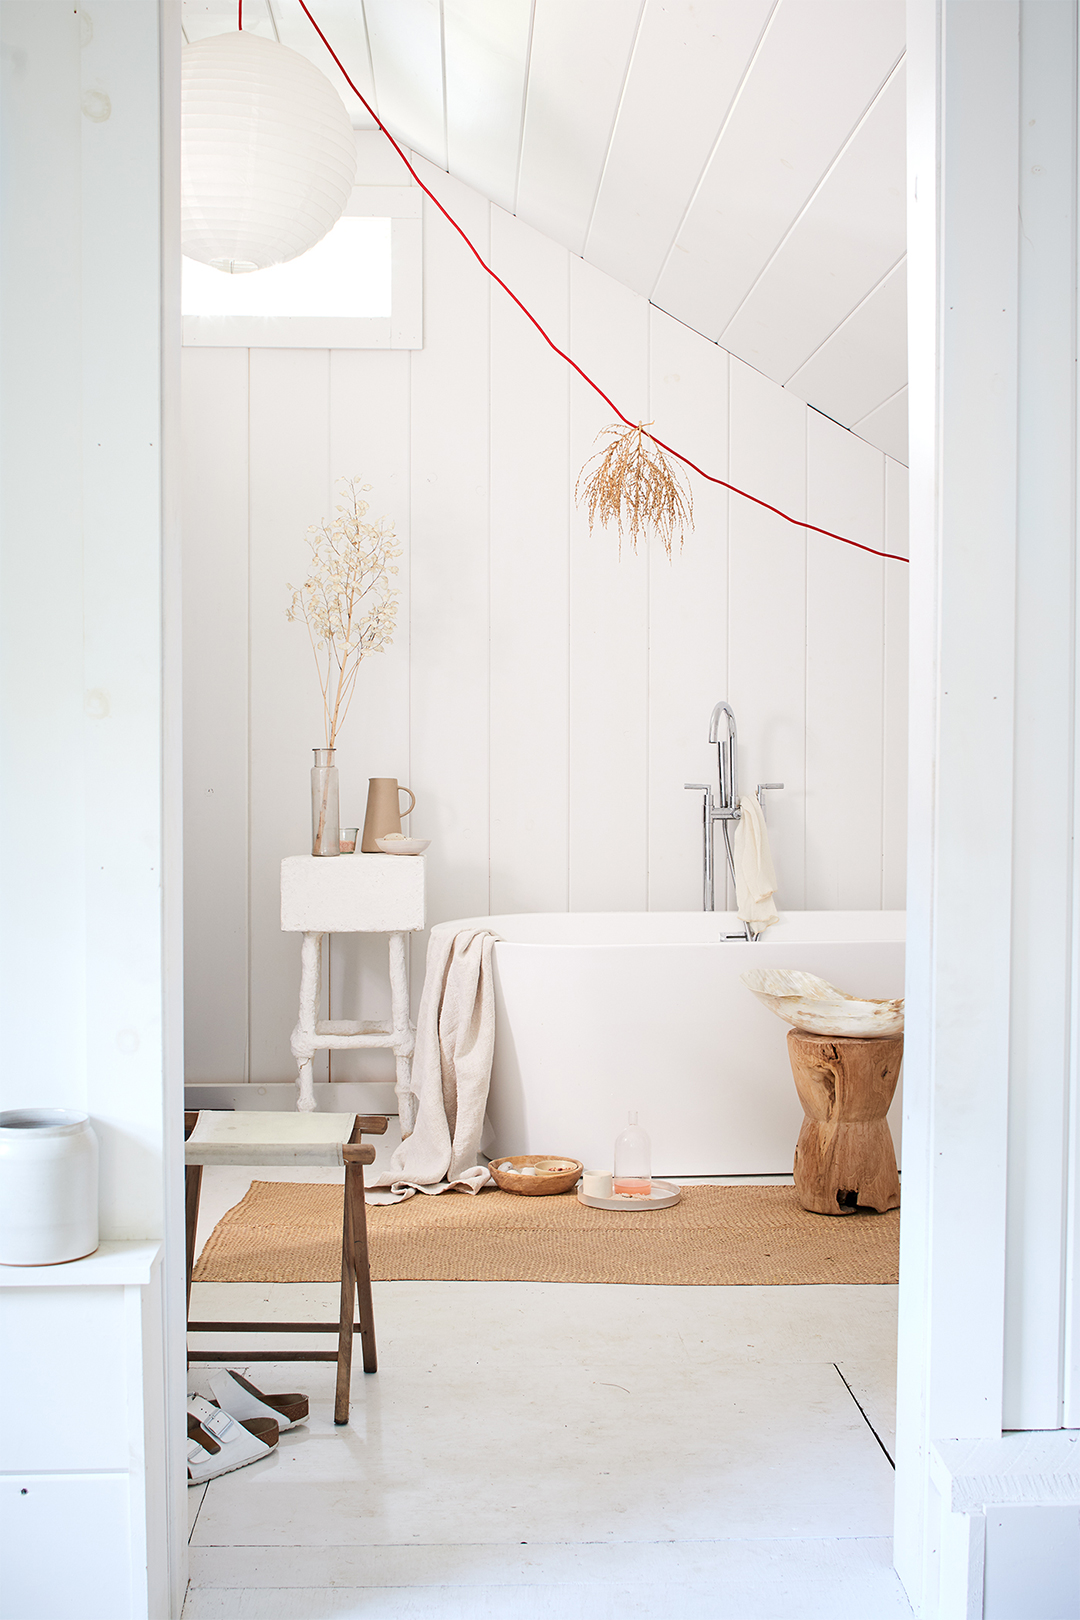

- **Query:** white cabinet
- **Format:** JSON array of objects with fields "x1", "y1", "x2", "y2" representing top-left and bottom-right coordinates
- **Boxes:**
[{"x1": 0, "y1": 1242, "x2": 165, "y2": 1620}]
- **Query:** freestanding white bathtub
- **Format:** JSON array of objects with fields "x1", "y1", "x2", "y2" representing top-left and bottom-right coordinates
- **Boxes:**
[{"x1": 433, "y1": 911, "x2": 905, "y2": 1178}]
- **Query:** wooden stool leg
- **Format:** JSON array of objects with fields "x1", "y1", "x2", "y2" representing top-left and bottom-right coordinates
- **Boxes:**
[
  {"x1": 348, "y1": 1158, "x2": 377, "y2": 1376},
  {"x1": 335, "y1": 1137, "x2": 379, "y2": 1422},
  {"x1": 185, "y1": 1162, "x2": 203, "y2": 1312},
  {"x1": 334, "y1": 1180, "x2": 357, "y2": 1425}
]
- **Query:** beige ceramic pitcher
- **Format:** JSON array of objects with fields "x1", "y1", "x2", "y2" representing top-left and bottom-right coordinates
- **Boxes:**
[{"x1": 361, "y1": 778, "x2": 416, "y2": 852}]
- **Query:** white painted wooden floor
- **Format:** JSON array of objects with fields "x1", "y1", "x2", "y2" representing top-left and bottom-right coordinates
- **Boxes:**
[{"x1": 184, "y1": 1161, "x2": 911, "y2": 1618}]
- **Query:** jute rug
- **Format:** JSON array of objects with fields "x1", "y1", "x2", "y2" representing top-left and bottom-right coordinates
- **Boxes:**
[{"x1": 192, "y1": 1181, "x2": 899, "y2": 1287}]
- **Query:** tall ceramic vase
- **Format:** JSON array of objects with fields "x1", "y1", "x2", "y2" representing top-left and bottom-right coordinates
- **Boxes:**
[{"x1": 311, "y1": 748, "x2": 340, "y2": 856}]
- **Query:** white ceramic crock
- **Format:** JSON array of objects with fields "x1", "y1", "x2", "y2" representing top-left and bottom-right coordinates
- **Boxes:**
[{"x1": 0, "y1": 1109, "x2": 99, "y2": 1265}]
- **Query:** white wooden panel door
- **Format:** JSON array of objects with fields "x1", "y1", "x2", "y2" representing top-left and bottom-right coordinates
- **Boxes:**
[
  {"x1": 0, "y1": 1474, "x2": 134, "y2": 1620},
  {"x1": 0, "y1": 1287, "x2": 135, "y2": 1471}
]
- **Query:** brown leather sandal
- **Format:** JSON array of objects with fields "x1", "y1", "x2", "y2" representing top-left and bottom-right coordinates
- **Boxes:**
[
  {"x1": 208, "y1": 1369, "x2": 309, "y2": 1430},
  {"x1": 187, "y1": 1395, "x2": 279, "y2": 1484}
]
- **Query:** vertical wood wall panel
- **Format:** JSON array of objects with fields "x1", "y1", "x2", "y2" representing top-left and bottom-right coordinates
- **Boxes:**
[
  {"x1": 408, "y1": 163, "x2": 491, "y2": 987},
  {"x1": 568, "y1": 258, "x2": 650, "y2": 910},
  {"x1": 727, "y1": 359, "x2": 809, "y2": 911},
  {"x1": 248, "y1": 348, "x2": 332, "y2": 1081},
  {"x1": 182, "y1": 349, "x2": 250, "y2": 1080},
  {"x1": 805, "y1": 413, "x2": 885, "y2": 909},
  {"x1": 489, "y1": 209, "x2": 572, "y2": 914},
  {"x1": 326, "y1": 349, "x2": 412, "y2": 1079},
  {"x1": 180, "y1": 168, "x2": 907, "y2": 1087},
  {"x1": 647, "y1": 309, "x2": 729, "y2": 911}
]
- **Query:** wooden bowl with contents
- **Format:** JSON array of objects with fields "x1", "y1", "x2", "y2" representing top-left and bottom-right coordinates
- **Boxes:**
[{"x1": 488, "y1": 1155, "x2": 583, "y2": 1196}]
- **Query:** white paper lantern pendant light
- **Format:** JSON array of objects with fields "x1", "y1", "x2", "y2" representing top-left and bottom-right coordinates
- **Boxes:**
[{"x1": 182, "y1": 30, "x2": 356, "y2": 274}]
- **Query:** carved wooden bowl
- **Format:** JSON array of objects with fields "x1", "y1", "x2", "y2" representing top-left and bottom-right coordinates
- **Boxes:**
[{"x1": 487, "y1": 1154, "x2": 583, "y2": 1196}]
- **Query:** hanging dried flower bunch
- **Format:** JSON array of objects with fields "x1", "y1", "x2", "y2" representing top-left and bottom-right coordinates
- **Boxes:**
[
  {"x1": 575, "y1": 421, "x2": 694, "y2": 557},
  {"x1": 287, "y1": 477, "x2": 401, "y2": 748}
]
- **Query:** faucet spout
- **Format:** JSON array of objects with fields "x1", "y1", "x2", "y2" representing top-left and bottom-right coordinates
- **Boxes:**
[
  {"x1": 708, "y1": 700, "x2": 735, "y2": 745},
  {"x1": 708, "y1": 700, "x2": 739, "y2": 813}
]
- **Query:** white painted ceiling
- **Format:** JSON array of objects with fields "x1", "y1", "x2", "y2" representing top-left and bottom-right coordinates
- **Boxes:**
[{"x1": 182, "y1": 0, "x2": 908, "y2": 463}]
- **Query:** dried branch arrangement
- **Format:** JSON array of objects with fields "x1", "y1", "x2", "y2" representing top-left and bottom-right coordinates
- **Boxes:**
[
  {"x1": 575, "y1": 422, "x2": 694, "y2": 557},
  {"x1": 287, "y1": 477, "x2": 401, "y2": 748}
]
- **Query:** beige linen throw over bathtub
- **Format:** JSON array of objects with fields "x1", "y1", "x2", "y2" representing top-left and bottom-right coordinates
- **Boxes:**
[
  {"x1": 368, "y1": 927, "x2": 497, "y2": 1202},
  {"x1": 733, "y1": 791, "x2": 779, "y2": 935}
]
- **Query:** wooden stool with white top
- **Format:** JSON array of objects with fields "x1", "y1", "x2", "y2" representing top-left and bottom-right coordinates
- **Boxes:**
[
  {"x1": 281, "y1": 853, "x2": 426, "y2": 1114},
  {"x1": 184, "y1": 1109, "x2": 386, "y2": 1424}
]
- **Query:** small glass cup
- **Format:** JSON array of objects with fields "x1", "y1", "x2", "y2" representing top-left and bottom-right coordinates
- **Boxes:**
[{"x1": 339, "y1": 827, "x2": 359, "y2": 854}]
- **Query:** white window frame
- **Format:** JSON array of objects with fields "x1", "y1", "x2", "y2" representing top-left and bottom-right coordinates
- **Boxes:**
[{"x1": 181, "y1": 185, "x2": 422, "y2": 349}]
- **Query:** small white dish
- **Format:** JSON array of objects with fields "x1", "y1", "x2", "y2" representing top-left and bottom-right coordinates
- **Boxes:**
[
  {"x1": 577, "y1": 1178, "x2": 681, "y2": 1211},
  {"x1": 375, "y1": 837, "x2": 430, "y2": 857}
]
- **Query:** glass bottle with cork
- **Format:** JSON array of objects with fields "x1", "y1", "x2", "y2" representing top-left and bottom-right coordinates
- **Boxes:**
[{"x1": 613, "y1": 1111, "x2": 651, "y2": 1197}]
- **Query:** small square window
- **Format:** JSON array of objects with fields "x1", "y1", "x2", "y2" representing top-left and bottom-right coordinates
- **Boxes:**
[{"x1": 182, "y1": 185, "x2": 422, "y2": 349}]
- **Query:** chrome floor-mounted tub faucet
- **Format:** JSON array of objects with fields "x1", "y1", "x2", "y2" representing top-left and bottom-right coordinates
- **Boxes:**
[{"x1": 685, "y1": 702, "x2": 782, "y2": 932}]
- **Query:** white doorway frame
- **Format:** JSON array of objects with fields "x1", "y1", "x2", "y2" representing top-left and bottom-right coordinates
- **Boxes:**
[{"x1": 896, "y1": 4, "x2": 1080, "y2": 1615}]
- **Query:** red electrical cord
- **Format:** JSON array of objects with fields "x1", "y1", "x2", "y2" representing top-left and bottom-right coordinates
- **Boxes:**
[{"x1": 295, "y1": 0, "x2": 907, "y2": 566}]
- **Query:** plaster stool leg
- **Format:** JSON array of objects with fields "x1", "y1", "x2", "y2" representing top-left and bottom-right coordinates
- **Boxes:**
[
  {"x1": 388, "y1": 932, "x2": 416, "y2": 1134},
  {"x1": 788, "y1": 1030, "x2": 903, "y2": 1215},
  {"x1": 291, "y1": 930, "x2": 323, "y2": 1113}
]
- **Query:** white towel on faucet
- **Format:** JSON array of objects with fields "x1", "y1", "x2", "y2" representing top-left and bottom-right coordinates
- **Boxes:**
[
  {"x1": 367, "y1": 927, "x2": 497, "y2": 1203},
  {"x1": 733, "y1": 792, "x2": 779, "y2": 935}
]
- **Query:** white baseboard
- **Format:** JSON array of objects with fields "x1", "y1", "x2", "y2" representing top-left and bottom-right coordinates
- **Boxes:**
[{"x1": 931, "y1": 1435, "x2": 1080, "y2": 1619}]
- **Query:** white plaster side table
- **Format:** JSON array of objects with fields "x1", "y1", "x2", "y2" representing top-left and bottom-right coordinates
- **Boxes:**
[{"x1": 281, "y1": 854, "x2": 426, "y2": 1113}]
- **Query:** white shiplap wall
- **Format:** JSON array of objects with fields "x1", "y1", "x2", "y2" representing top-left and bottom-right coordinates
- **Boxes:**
[{"x1": 181, "y1": 153, "x2": 908, "y2": 1085}]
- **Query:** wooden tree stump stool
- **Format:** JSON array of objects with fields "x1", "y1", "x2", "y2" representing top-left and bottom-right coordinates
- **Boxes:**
[{"x1": 788, "y1": 1029, "x2": 902, "y2": 1215}]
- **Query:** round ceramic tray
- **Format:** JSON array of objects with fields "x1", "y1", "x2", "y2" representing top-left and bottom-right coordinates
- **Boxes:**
[{"x1": 576, "y1": 1178, "x2": 681, "y2": 1211}]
